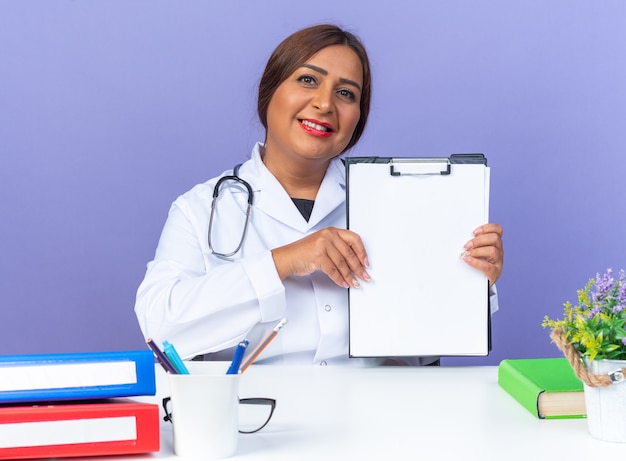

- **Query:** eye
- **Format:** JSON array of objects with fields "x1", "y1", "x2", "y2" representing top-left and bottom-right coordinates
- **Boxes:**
[
  {"x1": 337, "y1": 88, "x2": 356, "y2": 102},
  {"x1": 297, "y1": 75, "x2": 317, "y2": 86}
]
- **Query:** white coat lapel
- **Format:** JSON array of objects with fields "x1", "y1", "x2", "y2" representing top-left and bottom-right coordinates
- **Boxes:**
[
  {"x1": 252, "y1": 164, "x2": 308, "y2": 232},
  {"x1": 307, "y1": 158, "x2": 346, "y2": 229},
  {"x1": 242, "y1": 146, "x2": 346, "y2": 234}
]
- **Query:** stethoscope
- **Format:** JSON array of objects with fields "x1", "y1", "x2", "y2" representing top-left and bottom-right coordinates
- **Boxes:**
[{"x1": 207, "y1": 164, "x2": 254, "y2": 260}]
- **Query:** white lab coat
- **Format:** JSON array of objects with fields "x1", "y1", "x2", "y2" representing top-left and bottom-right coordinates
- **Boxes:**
[{"x1": 135, "y1": 143, "x2": 498, "y2": 366}]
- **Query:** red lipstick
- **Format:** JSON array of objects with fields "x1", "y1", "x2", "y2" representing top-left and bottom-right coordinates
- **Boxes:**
[{"x1": 299, "y1": 119, "x2": 334, "y2": 138}]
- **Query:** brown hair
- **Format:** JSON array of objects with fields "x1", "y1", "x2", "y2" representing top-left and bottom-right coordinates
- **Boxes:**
[{"x1": 257, "y1": 24, "x2": 371, "y2": 153}]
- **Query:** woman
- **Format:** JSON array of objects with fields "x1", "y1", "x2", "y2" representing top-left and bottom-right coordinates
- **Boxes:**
[{"x1": 135, "y1": 24, "x2": 504, "y2": 366}]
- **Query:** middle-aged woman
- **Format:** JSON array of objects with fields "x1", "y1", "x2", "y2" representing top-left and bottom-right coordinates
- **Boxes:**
[{"x1": 135, "y1": 24, "x2": 504, "y2": 366}]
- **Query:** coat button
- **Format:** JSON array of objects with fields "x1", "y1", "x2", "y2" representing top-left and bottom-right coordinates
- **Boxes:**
[
  {"x1": 320, "y1": 361, "x2": 327, "y2": 366},
  {"x1": 324, "y1": 304, "x2": 332, "y2": 312}
]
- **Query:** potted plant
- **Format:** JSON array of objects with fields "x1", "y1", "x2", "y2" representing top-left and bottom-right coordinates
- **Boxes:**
[{"x1": 543, "y1": 268, "x2": 626, "y2": 443}]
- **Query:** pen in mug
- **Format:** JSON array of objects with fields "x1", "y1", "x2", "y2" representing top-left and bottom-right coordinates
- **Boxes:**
[
  {"x1": 146, "y1": 338, "x2": 178, "y2": 374},
  {"x1": 163, "y1": 340, "x2": 190, "y2": 374},
  {"x1": 239, "y1": 318, "x2": 288, "y2": 373},
  {"x1": 226, "y1": 339, "x2": 249, "y2": 375}
]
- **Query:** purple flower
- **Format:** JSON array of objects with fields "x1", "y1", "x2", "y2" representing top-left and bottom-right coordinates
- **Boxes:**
[
  {"x1": 588, "y1": 306, "x2": 602, "y2": 319},
  {"x1": 618, "y1": 270, "x2": 626, "y2": 305},
  {"x1": 622, "y1": 338, "x2": 626, "y2": 347},
  {"x1": 593, "y1": 269, "x2": 614, "y2": 302}
]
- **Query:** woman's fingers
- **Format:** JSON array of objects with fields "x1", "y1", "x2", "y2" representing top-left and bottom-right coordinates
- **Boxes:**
[
  {"x1": 462, "y1": 223, "x2": 504, "y2": 285},
  {"x1": 322, "y1": 231, "x2": 370, "y2": 288},
  {"x1": 272, "y1": 227, "x2": 370, "y2": 288}
]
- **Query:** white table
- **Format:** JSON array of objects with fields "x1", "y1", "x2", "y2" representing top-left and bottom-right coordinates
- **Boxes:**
[{"x1": 127, "y1": 365, "x2": 621, "y2": 460}]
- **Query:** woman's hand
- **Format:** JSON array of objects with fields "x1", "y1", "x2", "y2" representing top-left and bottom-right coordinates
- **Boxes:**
[
  {"x1": 462, "y1": 223, "x2": 504, "y2": 286},
  {"x1": 271, "y1": 227, "x2": 370, "y2": 288}
]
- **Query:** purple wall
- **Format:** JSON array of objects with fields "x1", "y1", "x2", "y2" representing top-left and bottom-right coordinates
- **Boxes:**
[{"x1": 1, "y1": 1, "x2": 625, "y2": 365}]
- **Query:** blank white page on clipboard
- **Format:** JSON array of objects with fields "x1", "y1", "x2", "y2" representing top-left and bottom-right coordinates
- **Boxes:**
[{"x1": 347, "y1": 156, "x2": 490, "y2": 357}]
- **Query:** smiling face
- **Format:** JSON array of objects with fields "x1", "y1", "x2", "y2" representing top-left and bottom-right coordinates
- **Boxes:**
[{"x1": 264, "y1": 45, "x2": 363, "y2": 170}]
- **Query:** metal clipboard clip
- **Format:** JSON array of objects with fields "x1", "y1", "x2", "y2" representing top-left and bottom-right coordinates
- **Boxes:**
[
  {"x1": 390, "y1": 158, "x2": 450, "y2": 176},
  {"x1": 389, "y1": 154, "x2": 487, "y2": 176}
]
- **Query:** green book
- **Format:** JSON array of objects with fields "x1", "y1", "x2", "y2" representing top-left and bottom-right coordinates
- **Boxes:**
[{"x1": 497, "y1": 358, "x2": 586, "y2": 419}]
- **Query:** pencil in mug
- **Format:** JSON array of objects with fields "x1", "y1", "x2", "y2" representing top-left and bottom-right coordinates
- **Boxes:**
[
  {"x1": 146, "y1": 338, "x2": 178, "y2": 374},
  {"x1": 239, "y1": 318, "x2": 288, "y2": 373},
  {"x1": 163, "y1": 340, "x2": 190, "y2": 374}
]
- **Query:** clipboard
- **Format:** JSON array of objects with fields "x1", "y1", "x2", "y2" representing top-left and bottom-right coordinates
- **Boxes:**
[{"x1": 346, "y1": 155, "x2": 491, "y2": 357}]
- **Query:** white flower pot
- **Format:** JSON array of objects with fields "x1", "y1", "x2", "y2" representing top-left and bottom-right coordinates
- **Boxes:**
[{"x1": 583, "y1": 359, "x2": 626, "y2": 443}]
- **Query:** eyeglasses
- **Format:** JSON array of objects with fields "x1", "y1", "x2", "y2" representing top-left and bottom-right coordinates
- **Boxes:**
[{"x1": 162, "y1": 396, "x2": 276, "y2": 434}]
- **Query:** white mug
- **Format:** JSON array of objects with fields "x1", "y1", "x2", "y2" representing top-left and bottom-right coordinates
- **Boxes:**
[{"x1": 168, "y1": 361, "x2": 239, "y2": 460}]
